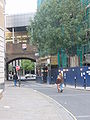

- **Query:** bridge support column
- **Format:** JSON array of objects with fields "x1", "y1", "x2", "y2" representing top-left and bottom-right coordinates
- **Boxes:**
[
  {"x1": 12, "y1": 28, "x2": 15, "y2": 43},
  {"x1": 18, "y1": 60, "x2": 20, "y2": 66},
  {"x1": 35, "y1": 62, "x2": 36, "y2": 74},
  {"x1": 15, "y1": 60, "x2": 16, "y2": 66},
  {"x1": 11, "y1": 62, "x2": 13, "y2": 76},
  {"x1": 6, "y1": 63, "x2": 8, "y2": 80}
]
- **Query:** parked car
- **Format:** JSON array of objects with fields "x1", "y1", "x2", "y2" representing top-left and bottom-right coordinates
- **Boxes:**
[
  {"x1": 25, "y1": 74, "x2": 36, "y2": 80},
  {"x1": 8, "y1": 74, "x2": 13, "y2": 80}
]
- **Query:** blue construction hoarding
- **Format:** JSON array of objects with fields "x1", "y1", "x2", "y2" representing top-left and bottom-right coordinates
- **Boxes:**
[{"x1": 50, "y1": 66, "x2": 90, "y2": 87}]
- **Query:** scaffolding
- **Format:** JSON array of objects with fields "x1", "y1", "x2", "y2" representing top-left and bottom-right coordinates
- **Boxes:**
[
  {"x1": 61, "y1": 49, "x2": 67, "y2": 68},
  {"x1": 81, "y1": 0, "x2": 90, "y2": 28},
  {"x1": 77, "y1": 46, "x2": 83, "y2": 66},
  {"x1": 57, "y1": 0, "x2": 90, "y2": 68},
  {"x1": 81, "y1": 0, "x2": 89, "y2": 5}
]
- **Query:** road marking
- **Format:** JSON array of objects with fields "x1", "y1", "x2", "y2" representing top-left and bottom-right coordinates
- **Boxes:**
[
  {"x1": 50, "y1": 93, "x2": 90, "y2": 97},
  {"x1": 33, "y1": 90, "x2": 37, "y2": 92},
  {"x1": 4, "y1": 106, "x2": 10, "y2": 109},
  {"x1": 76, "y1": 115, "x2": 90, "y2": 118}
]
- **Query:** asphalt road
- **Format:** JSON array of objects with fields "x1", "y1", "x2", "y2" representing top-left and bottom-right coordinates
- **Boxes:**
[{"x1": 21, "y1": 81, "x2": 90, "y2": 120}]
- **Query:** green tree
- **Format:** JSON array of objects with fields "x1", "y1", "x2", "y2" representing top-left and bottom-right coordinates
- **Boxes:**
[
  {"x1": 21, "y1": 60, "x2": 35, "y2": 71},
  {"x1": 8, "y1": 64, "x2": 13, "y2": 72},
  {"x1": 28, "y1": 0, "x2": 87, "y2": 56}
]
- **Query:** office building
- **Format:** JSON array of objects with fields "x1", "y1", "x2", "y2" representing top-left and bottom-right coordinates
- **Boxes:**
[{"x1": 6, "y1": 13, "x2": 35, "y2": 43}]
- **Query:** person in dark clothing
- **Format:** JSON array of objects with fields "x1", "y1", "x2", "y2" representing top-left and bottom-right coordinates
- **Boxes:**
[{"x1": 13, "y1": 72, "x2": 18, "y2": 86}]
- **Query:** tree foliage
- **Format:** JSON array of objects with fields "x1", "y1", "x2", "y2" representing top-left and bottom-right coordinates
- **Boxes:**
[
  {"x1": 28, "y1": 0, "x2": 87, "y2": 56},
  {"x1": 8, "y1": 64, "x2": 13, "y2": 72},
  {"x1": 21, "y1": 60, "x2": 35, "y2": 71}
]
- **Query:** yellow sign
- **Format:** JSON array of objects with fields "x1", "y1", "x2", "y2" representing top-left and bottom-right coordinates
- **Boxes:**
[{"x1": 51, "y1": 56, "x2": 58, "y2": 65}]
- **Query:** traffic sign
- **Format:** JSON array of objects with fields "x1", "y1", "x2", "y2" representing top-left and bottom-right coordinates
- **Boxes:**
[
  {"x1": 16, "y1": 66, "x2": 20, "y2": 71},
  {"x1": 22, "y1": 44, "x2": 27, "y2": 50}
]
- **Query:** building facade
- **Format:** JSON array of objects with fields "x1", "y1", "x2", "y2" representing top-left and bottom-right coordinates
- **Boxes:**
[
  {"x1": 0, "y1": 0, "x2": 5, "y2": 90},
  {"x1": 5, "y1": 13, "x2": 37, "y2": 80},
  {"x1": 6, "y1": 13, "x2": 35, "y2": 43}
]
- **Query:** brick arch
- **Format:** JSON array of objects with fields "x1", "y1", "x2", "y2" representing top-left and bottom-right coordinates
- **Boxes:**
[
  {"x1": 6, "y1": 42, "x2": 38, "y2": 63},
  {"x1": 7, "y1": 57, "x2": 36, "y2": 65},
  {"x1": 6, "y1": 57, "x2": 36, "y2": 80}
]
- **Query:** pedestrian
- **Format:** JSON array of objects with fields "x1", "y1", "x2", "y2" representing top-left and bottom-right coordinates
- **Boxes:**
[
  {"x1": 13, "y1": 72, "x2": 18, "y2": 87},
  {"x1": 56, "y1": 71, "x2": 64, "y2": 92},
  {"x1": 59, "y1": 74, "x2": 64, "y2": 92}
]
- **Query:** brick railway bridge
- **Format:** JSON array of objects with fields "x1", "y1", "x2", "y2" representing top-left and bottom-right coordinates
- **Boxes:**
[
  {"x1": 5, "y1": 14, "x2": 38, "y2": 80},
  {"x1": 5, "y1": 42, "x2": 38, "y2": 80}
]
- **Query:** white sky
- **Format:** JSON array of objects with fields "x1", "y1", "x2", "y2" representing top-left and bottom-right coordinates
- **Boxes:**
[{"x1": 5, "y1": 0, "x2": 37, "y2": 15}]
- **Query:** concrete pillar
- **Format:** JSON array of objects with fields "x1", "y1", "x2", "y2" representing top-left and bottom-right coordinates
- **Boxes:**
[
  {"x1": 16, "y1": 60, "x2": 18, "y2": 66},
  {"x1": 34, "y1": 62, "x2": 36, "y2": 74},
  {"x1": 15, "y1": 60, "x2": 16, "y2": 67},
  {"x1": 18, "y1": 60, "x2": 20, "y2": 66},
  {"x1": 12, "y1": 28, "x2": 15, "y2": 43},
  {"x1": 13, "y1": 61, "x2": 15, "y2": 67},
  {"x1": 19, "y1": 60, "x2": 21, "y2": 67},
  {"x1": 6, "y1": 63, "x2": 8, "y2": 80},
  {"x1": 12, "y1": 62, "x2": 13, "y2": 75}
]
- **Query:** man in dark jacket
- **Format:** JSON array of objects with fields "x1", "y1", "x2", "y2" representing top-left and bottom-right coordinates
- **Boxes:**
[{"x1": 13, "y1": 72, "x2": 18, "y2": 86}]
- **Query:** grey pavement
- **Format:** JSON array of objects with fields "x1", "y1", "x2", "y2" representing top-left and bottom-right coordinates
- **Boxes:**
[
  {"x1": 0, "y1": 82, "x2": 76, "y2": 120},
  {"x1": 0, "y1": 89, "x2": 3, "y2": 99},
  {"x1": 65, "y1": 85, "x2": 90, "y2": 91},
  {"x1": 39, "y1": 83, "x2": 90, "y2": 91}
]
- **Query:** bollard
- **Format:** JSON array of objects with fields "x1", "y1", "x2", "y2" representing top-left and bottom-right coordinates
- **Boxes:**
[
  {"x1": 64, "y1": 78, "x2": 66, "y2": 87},
  {"x1": 74, "y1": 77, "x2": 77, "y2": 88},
  {"x1": 64, "y1": 73, "x2": 66, "y2": 87},
  {"x1": 84, "y1": 77, "x2": 86, "y2": 89},
  {"x1": 18, "y1": 79, "x2": 21, "y2": 87}
]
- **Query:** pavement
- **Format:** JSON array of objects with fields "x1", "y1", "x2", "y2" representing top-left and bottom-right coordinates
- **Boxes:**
[
  {"x1": 41, "y1": 83, "x2": 90, "y2": 91},
  {"x1": 0, "y1": 81, "x2": 77, "y2": 120},
  {"x1": 0, "y1": 89, "x2": 3, "y2": 99},
  {"x1": 65, "y1": 85, "x2": 90, "y2": 91}
]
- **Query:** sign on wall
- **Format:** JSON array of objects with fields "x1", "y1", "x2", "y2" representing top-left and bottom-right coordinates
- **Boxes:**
[{"x1": 22, "y1": 44, "x2": 27, "y2": 50}]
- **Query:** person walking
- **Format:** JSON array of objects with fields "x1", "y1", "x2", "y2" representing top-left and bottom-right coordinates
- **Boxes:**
[
  {"x1": 13, "y1": 72, "x2": 18, "y2": 87},
  {"x1": 59, "y1": 72, "x2": 64, "y2": 92},
  {"x1": 56, "y1": 71, "x2": 64, "y2": 93}
]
